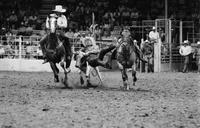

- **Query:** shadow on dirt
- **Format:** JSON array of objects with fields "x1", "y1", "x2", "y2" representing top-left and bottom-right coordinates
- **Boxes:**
[{"x1": 45, "y1": 83, "x2": 150, "y2": 93}]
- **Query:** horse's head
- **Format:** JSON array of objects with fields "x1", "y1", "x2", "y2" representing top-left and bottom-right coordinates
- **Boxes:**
[{"x1": 49, "y1": 16, "x2": 57, "y2": 33}]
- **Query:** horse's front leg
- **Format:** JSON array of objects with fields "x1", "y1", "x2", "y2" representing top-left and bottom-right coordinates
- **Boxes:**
[
  {"x1": 122, "y1": 68, "x2": 129, "y2": 90},
  {"x1": 132, "y1": 62, "x2": 137, "y2": 86},
  {"x1": 118, "y1": 62, "x2": 129, "y2": 90},
  {"x1": 50, "y1": 62, "x2": 59, "y2": 82}
]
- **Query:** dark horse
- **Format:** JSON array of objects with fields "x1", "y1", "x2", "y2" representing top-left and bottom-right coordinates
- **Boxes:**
[
  {"x1": 39, "y1": 16, "x2": 72, "y2": 87},
  {"x1": 115, "y1": 37, "x2": 138, "y2": 90}
]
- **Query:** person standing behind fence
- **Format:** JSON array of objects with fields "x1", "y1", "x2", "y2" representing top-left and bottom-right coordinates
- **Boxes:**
[
  {"x1": 193, "y1": 41, "x2": 200, "y2": 73},
  {"x1": 148, "y1": 26, "x2": 160, "y2": 44},
  {"x1": 179, "y1": 40, "x2": 192, "y2": 73}
]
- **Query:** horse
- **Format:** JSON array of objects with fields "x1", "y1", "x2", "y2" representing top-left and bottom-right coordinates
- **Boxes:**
[
  {"x1": 39, "y1": 16, "x2": 72, "y2": 87},
  {"x1": 141, "y1": 40, "x2": 154, "y2": 72},
  {"x1": 114, "y1": 37, "x2": 139, "y2": 90}
]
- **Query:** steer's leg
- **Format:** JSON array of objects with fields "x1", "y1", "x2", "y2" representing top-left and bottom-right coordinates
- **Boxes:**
[
  {"x1": 94, "y1": 67, "x2": 103, "y2": 86},
  {"x1": 86, "y1": 62, "x2": 92, "y2": 87},
  {"x1": 60, "y1": 57, "x2": 69, "y2": 87}
]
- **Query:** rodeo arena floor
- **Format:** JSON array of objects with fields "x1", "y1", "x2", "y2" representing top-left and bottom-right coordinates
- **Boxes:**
[
  {"x1": 0, "y1": 26, "x2": 200, "y2": 128},
  {"x1": 0, "y1": 65, "x2": 200, "y2": 128}
]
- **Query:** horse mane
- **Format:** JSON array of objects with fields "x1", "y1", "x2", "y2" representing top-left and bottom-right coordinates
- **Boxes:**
[{"x1": 46, "y1": 33, "x2": 59, "y2": 49}]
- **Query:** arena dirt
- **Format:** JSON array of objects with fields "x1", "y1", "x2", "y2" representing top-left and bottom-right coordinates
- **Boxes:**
[{"x1": 0, "y1": 71, "x2": 199, "y2": 128}]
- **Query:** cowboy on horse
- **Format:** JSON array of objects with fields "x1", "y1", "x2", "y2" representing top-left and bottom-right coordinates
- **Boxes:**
[
  {"x1": 113, "y1": 27, "x2": 146, "y2": 64},
  {"x1": 40, "y1": 5, "x2": 72, "y2": 72}
]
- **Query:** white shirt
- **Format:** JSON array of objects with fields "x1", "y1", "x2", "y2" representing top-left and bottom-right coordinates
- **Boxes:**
[
  {"x1": 149, "y1": 31, "x2": 159, "y2": 41},
  {"x1": 46, "y1": 14, "x2": 67, "y2": 29},
  {"x1": 179, "y1": 45, "x2": 192, "y2": 56}
]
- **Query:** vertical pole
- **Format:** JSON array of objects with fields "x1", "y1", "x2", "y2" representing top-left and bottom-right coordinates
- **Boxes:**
[
  {"x1": 19, "y1": 36, "x2": 22, "y2": 59},
  {"x1": 92, "y1": 12, "x2": 95, "y2": 38},
  {"x1": 165, "y1": 0, "x2": 168, "y2": 20},
  {"x1": 193, "y1": 22, "x2": 195, "y2": 43},
  {"x1": 165, "y1": 0, "x2": 168, "y2": 70},
  {"x1": 140, "y1": 38, "x2": 144, "y2": 73},
  {"x1": 92, "y1": 12, "x2": 95, "y2": 25},
  {"x1": 154, "y1": 20, "x2": 157, "y2": 72},
  {"x1": 154, "y1": 19, "x2": 161, "y2": 72},
  {"x1": 169, "y1": 20, "x2": 172, "y2": 71},
  {"x1": 180, "y1": 21, "x2": 183, "y2": 45}
]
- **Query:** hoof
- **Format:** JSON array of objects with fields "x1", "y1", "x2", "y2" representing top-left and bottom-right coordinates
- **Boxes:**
[
  {"x1": 54, "y1": 77, "x2": 59, "y2": 83},
  {"x1": 86, "y1": 82, "x2": 97, "y2": 88},
  {"x1": 62, "y1": 86, "x2": 73, "y2": 89},
  {"x1": 61, "y1": 78, "x2": 68, "y2": 86}
]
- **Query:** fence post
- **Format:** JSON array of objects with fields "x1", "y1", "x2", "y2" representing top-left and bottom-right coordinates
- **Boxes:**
[
  {"x1": 154, "y1": 19, "x2": 161, "y2": 72},
  {"x1": 169, "y1": 20, "x2": 172, "y2": 71},
  {"x1": 19, "y1": 36, "x2": 22, "y2": 59},
  {"x1": 179, "y1": 21, "x2": 182, "y2": 45},
  {"x1": 140, "y1": 38, "x2": 144, "y2": 73}
]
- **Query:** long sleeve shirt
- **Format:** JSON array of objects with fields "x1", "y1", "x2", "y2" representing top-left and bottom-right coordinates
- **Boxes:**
[
  {"x1": 179, "y1": 45, "x2": 192, "y2": 56},
  {"x1": 149, "y1": 31, "x2": 159, "y2": 41},
  {"x1": 46, "y1": 14, "x2": 67, "y2": 29}
]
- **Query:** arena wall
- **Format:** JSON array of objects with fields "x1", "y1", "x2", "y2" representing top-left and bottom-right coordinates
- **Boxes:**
[
  {"x1": 0, "y1": 59, "x2": 79, "y2": 72},
  {"x1": 0, "y1": 59, "x2": 119, "y2": 72}
]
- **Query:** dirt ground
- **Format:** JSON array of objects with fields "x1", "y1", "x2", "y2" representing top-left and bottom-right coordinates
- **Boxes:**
[{"x1": 0, "y1": 71, "x2": 199, "y2": 128}]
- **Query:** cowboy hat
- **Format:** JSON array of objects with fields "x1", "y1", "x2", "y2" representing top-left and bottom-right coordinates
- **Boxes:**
[
  {"x1": 197, "y1": 41, "x2": 200, "y2": 47},
  {"x1": 183, "y1": 40, "x2": 189, "y2": 44},
  {"x1": 133, "y1": 40, "x2": 137, "y2": 43},
  {"x1": 82, "y1": 37, "x2": 96, "y2": 47},
  {"x1": 52, "y1": 5, "x2": 66, "y2": 13}
]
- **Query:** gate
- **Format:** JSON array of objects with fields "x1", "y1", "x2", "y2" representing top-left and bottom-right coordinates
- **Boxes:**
[{"x1": 155, "y1": 19, "x2": 172, "y2": 72}]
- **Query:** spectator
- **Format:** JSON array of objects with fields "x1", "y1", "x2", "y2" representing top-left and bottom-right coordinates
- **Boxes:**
[
  {"x1": 65, "y1": 28, "x2": 74, "y2": 38},
  {"x1": 193, "y1": 41, "x2": 200, "y2": 73},
  {"x1": 179, "y1": 40, "x2": 192, "y2": 73},
  {"x1": 7, "y1": 11, "x2": 18, "y2": 29},
  {"x1": 130, "y1": 8, "x2": 139, "y2": 21},
  {"x1": 148, "y1": 26, "x2": 159, "y2": 44}
]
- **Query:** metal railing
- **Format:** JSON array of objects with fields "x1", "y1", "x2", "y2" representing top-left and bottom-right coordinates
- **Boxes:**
[
  {"x1": 0, "y1": 35, "x2": 42, "y2": 59},
  {"x1": 0, "y1": 35, "x2": 116, "y2": 59}
]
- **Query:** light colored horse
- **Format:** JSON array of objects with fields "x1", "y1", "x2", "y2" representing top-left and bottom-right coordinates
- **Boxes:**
[{"x1": 115, "y1": 38, "x2": 138, "y2": 90}]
